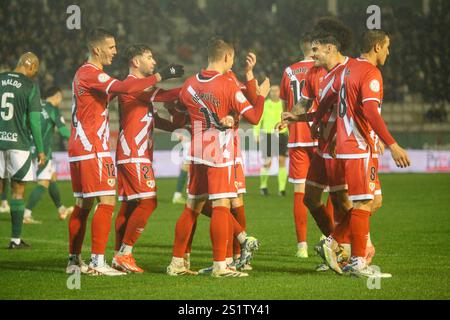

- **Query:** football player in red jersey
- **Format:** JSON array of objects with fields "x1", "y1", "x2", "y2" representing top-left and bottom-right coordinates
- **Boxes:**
[
  {"x1": 167, "y1": 38, "x2": 270, "y2": 277},
  {"x1": 282, "y1": 18, "x2": 353, "y2": 255},
  {"x1": 331, "y1": 30, "x2": 410, "y2": 277},
  {"x1": 278, "y1": 32, "x2": 329, "y2": 258},
  {"x1": 112, "y1": 44, "x2": 184, "y2": 273},
  {"x1": 66, "y1": 28, "x2": 184, "y2": 276},
  {"x1": 191, "y1": 55, "x2": 261, "y2": 274}
]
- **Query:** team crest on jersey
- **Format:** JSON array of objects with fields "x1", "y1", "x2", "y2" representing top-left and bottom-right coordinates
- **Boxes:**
[
  {"x1": 98, "y1": 73, "x2": 110, "y2": 83},
  {"x1": 147, "y1": 180, "x2": 156, "y2": 188},
  {"x1": 107, "y1": 178, "x2": 115, "y2": 187},
  {"x1": 369, "y1": 182, "x2": 376, "y2": 191},
  {"x1": 236, "y1": 91, "x2": 247, "y2": 103},
  {"x1": 370, "y1": 80, "x2": 380, "y2": 93}
]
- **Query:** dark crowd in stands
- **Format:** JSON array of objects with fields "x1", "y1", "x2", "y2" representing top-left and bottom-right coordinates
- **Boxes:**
[{"x1": 1, "y1": 0, "x2": 449, "y2": 106}]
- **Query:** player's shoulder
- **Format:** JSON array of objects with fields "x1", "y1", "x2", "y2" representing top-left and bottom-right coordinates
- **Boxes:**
[
  {"x1": 351, "y1": 58, "x2": 381, "y2": 77},
  {"x1": 76, "y1": 63, "x2": 110, "y2": 82},
  {"x1": 0, "y1": 71, "x2": 32, "y2": 87},
  {"x1": 285, "y1": 59, "x2": 314, "y2": 76}
]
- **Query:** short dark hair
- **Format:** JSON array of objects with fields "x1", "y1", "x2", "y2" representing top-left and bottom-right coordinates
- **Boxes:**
[
  {"x1": 124, "y1": 44, "x2": 153, "y2": 64},
  {"x1": 300, "y1": 31, "x2": 313, "y2": 55},
  {"x1": 87, "y1": 28, "x2": 115, "y2": 49},
  {"x1": 310, "y1": 17, "x2": 353, "y2": 53},
  {"x1": 43, "y1": 86, "x2": 61, "y2": 99},
  {"x1": 360, "y1": 30, "x2": 388, "y2": 54},
  {"x1": 207, "y1": 38, "x2": 234, "y2": 63}
]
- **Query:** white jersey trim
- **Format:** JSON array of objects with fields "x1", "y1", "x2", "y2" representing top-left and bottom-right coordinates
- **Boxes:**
[
  {"x1": 348, "y1": 194, "x2": 375, "y2": 201},
  {"x1": 74, "y1": 190, "x2": 116, "y2": 198},
  {"x1": 208, "y1": 192, "x2": 238, "y2": 200},
  {"x1": 117, "y1": 158, "x2": 152, "y2": 165},
  {"x1": 118, "y1": 192, "x2": 156, "y2": 201},
  {"x1": 69, "y1": 152, "x2": 112, "y2": 162},
  {"x1": 329, "y1": 184, "x2": 348, "y2": 192},
  {"x1": 362, "y1": 98, "x2": 381, "y2": 104},
  {"x1": 300, "y1": 93, "x2": 313, "y2": 100},
  {"x1": 335, "y1": 153, "x2": 370, "y2": 159},
  {"x1": 288, "y1": 142, "x2": 318, "y2": 148},
  {"x1": 288, "y1": 178, "x2": 306, "y2": 184},
  {"x1": 150, "y1": 88, "x2": 161, "y2": 102},
  {"x1": 305, "y1": 180, "x2": 328, "y2": 190},
  {"x1": 105, "y1": 79, "x2": 117, "y2": 95},
  {"x1": 240, "y1": 105, "x2": 253, "y2": 115},
  {"x1": 317, "y1": 151, "x2": 333, "y2": 159},
  {"x1": 195, "y1": 73, "x2": 222, "y2": 83},
  {"x1": 188, "y1": 157, "x2": 235, "y2": 168},
  {"x1": 187, "y1": 193, "x2": 209, "y2": 200}
]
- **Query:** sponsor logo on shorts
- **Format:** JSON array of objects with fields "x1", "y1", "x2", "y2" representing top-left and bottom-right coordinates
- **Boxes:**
[
  {"x1": 107, "y1": 178, "x2": 116, "y2": 187},
  {"x1": 0, "y1": 131, "x2": 18, "y2": 142},
  {"x1": 147, "y1": 180, "x2": 155, "y2": 188}
]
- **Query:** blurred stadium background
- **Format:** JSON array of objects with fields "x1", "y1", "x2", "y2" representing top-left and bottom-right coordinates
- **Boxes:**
[{"x1": 1, "y1": 0, "x2": 449, "y2": 157}]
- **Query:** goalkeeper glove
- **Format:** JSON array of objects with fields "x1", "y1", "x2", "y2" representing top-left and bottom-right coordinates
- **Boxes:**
[{"x1": 159, "y1": 64, "x2": 185, "y2": 80}]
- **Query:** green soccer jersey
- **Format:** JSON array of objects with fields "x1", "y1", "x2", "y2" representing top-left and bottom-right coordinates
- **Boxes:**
[
  {"x1": 253, "y1": 99, "x2": 288, "y2": 136},
  {"x1": 0, "y1": 72, "x2": 42, "y2": 151},
  {"x1": 35, "y1": 101, "x2": 68, "y2": 159}
]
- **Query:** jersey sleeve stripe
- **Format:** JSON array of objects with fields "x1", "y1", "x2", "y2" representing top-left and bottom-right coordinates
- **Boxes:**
[
  {"x1": 300, "y1": 94, "x2": 313, "y2": 100},
  {"x1": 105, "y1": 79, "x2": 118, "y2": 95},
  {"x1": 362, "y1": 98, "x2": 381, "y2": 103},
  {"x1": 150, "y1": 88, "x2": 161, "y2": 102},
  {"x1": 240, "y1": 105, "x2": 253, "y2": 115}
]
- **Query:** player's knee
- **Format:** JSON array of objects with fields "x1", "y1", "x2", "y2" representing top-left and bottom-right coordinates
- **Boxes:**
[
  {"x1": 372, "y1": 196, "x2": 382, "y2": 213},
  {"x1": 11, "y1": 182, "x2": 25, "y2": 199},
  {"x1": 231, "y1": 197, "x2": 243, "y2": 208}
]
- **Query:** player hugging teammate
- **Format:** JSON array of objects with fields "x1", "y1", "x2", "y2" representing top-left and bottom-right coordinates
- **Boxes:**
[{"x1": 282, "y1": 18, "x2": 411, "y2": 277}]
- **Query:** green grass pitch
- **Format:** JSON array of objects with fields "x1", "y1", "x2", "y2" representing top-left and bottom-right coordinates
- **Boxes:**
[{"x1": 0, "y1": 174, "x2": 449, "y2": 300}]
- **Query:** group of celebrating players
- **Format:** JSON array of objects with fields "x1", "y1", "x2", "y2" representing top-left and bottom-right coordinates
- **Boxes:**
[{"x1": 0, "y1": 16, "x2": 410, "y2": 279}]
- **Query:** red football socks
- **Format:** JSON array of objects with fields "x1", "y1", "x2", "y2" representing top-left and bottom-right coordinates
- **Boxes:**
[
  {"x1": 122, "y1": 198, "x2": 157, "y2": 247},
  {"x1": 114, "y1": 201, "x2": 138, "y2": 251},
  {"x1": 210, "y1": 206, "x2": 230, "y2": 261},
  {"x1": 294, "y1": 193, "x2": 308, "y2": 242},
  {"x1": 232, "y1": 205, "x2": 246, "y2": 230},
  {"x1": 68, "y1": 205, "x2": 91, "y2": 255},
  {"x1": 350, "y1": 208, "x2": 371, "y2": 257},
  {"x1": 91, "y1": 204, "x2": 115, "y2": 254},
  {"x1": 173, "y1": 206, "x2": 199, "y2": 258}
]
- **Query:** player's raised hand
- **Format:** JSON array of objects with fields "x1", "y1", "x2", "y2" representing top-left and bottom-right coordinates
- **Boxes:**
[
  {"x1": 159, "y1": 64, "x2": 185, "y2": 80},
  {"x1": 38, "y1": 152, "x2": 46, "y2": 168},
  {"x1": 245, "y1": 52, "x2": 257, "y2": 73},
  {"x1": 389, "y1": 143, "x2": 411, "y2": 168},
  {"x1": 257, "y1": 77, "x2": 270, "y2": 98}
]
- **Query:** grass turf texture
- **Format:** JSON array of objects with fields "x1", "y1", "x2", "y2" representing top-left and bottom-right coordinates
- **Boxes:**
[{"x1": 0, "y1": 173, "x2": 449, "y2": 300}]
